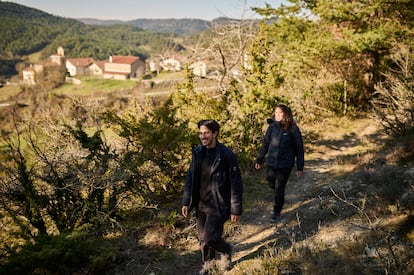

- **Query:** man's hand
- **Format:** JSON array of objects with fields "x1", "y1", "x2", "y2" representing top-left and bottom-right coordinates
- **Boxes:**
[
  {"x1": 181, "y1": 206, "x2": 188, "y2": 218},
  {"x1": 230, "y1": 214, "x2": 240, "y2": 223}
]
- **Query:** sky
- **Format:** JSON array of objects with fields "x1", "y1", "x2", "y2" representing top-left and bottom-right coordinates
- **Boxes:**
[{"x1": 8, "y1": 0, "x2": 288, "y2": 21}]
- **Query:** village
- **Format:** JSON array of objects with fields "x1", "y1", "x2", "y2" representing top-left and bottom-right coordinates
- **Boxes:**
[{"x1": 21, "y1": 46, "x2": 209, "y2": 85}]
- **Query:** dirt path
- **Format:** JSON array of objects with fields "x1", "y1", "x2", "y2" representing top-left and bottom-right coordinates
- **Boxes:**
[
  {"x1": 223, "y1": 118, "x2": 385, "y2": 273},
  {"x1": 148, "y1": 117, "x2": 404, "y2": 275}
]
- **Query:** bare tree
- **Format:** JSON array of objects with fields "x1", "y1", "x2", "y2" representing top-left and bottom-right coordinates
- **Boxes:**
[
  {"x1": 372, "y1": 45, "x2": 414, "y2": 136},
  {"x1": 184, "y1": 0, "x2": 259, "y2": 92}
]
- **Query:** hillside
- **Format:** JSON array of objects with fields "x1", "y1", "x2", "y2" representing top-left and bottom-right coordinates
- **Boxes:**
[
  {"x1": 0, "y1": 1, "x2": 84, "y2": 56},
  {"x1": 76, "y1": 17, "x2": 241, "y2": 35},
  {"x1": 0, "y1": 1, "x2": 189, "y2": 77},
  {"x1": 121, "y1": 117, "x2": 414, "y2": 274},
  {"x1": 78, "y1": 18, "x2": 213, "y2": 35}
]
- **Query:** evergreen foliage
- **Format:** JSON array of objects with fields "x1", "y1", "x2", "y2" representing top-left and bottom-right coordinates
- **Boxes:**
[
  {"x1": 0, "y1": 228, "x2": 120, "y2": 274},
  {"x1": 78, "y1": 17, "x2": 221, "y2": 35},
  {"x1": 127, "y1": 18, "x2": 212, "y2": 35},
  {"x1": 251, "y1": 0, "x2": 414, "y2": 116},
  {"x1": 103, "y1": 98, "x2": 193, "y2": 200},
  {"x1": 41, "y1": 24, "x2": 180, "y2": 60}
]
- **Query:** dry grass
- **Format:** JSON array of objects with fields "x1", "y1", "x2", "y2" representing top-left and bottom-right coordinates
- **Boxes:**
[
  {"x1": 52, "y1": 76, "x2": 138, "y2": 96},
  {"x1": 221, "y1": 116, "x2": 413, "y2": 275},
  {"x1": 1, "y1": 112, "x2": 412, "y2": 274},
  {"x1": 126, "y1": 116, "x2": 414, "y2": 275},
  {"x1": 0, "y1": 85, "x2": 20, "y2": 101}
]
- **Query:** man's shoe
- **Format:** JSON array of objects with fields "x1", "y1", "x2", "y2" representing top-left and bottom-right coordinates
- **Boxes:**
[
  {"x1": 270, "y1": 213, "x2": 280, "y2": 223},
  {"x1": 197, "y1": 262, "x2": 212, "y2": 275},
  {"x1": 220, "y1": 245, "x2": 233, "y2": 271}
]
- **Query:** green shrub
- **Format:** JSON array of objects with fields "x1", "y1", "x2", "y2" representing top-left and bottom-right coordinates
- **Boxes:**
[{"x1": 0, "y1": 228, "x2": 120, "y2": 274}]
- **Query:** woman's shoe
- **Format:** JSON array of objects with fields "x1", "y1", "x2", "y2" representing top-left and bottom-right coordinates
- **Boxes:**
[{"x1": 270, "y1": 213, "x2": 280, "y2": 223}]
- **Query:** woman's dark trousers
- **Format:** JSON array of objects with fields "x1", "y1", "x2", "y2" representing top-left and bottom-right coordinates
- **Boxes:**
[{"x1": 266, "y1": 167, "x2": 292, "y2": 215}]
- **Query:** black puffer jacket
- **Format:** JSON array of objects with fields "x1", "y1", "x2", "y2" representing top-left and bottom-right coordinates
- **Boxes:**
[
  {"x1": 256, "y1": 118, "x2": 304, "y2": 171},
  {"x1": 182, "y1": 143, "x2": 243, "y2": 219}
]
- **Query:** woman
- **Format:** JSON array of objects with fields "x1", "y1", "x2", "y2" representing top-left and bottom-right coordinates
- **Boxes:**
[{"x1": 255, "y1": 104, "x2": 304, "y2": 223}]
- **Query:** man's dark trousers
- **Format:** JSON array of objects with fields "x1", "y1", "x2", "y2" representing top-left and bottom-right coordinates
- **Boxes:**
[{"x1": 197, "y1": 208, "x2": 232, "y2": 263}]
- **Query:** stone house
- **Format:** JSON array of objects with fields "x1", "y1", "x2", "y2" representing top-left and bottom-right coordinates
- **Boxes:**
[
  {"x1": 22, "y1": 47, "x2": 67, "y2": 85},
  {"x1": 22, "y1": 62, "x2": 63, "y2": 85},
  {"x1": 66, "y1": 58, "x2": 95, "y2": 76},
  {"x1": 89, "y1": 60, "x2": 106, "y2": 76},
  {"x1": 159, "y1": 58, "x2": 182, "y2": 72},
  {"x1": 49, "y1": 46, "x2": 66, "y2": 66},
  {"x1": 103, "y1": 55, "x2": 145, "y2": 80},
  {"x1": 147, "y1": 58, "x2": 161, "y2": 74},
  {"x1": 22, "y1": 63, "x2": 47, "y2": 85},
  {"x1": 22, "y1": 65, "x2": 36, "y2": 85},
  {"x1": 189, "y1": 61, "x2": 208, "y2": 77}
]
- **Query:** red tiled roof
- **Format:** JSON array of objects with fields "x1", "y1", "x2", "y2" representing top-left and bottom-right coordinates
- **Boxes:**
[
  {"x1": 110, "y1": 55, "x2": 139, "y2": 64},
  {"x1": 67, "y1": 58, "x2": 95, "y2": 67},
  {"x1": 93, "y1": 60, "x2": 106, "y2": 70}
]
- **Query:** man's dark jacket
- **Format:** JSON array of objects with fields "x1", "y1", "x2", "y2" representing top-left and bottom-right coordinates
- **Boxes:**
[
  {"x1": 256, "y1": 118, "x2": 304, "y2": 171},
  {"x1": 182, "y1": 143, "x2": 243, "y2": 219}
]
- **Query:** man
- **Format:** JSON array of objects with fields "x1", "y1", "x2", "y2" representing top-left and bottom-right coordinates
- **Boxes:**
[{"x1": 181, "y1": 119, "x2": 243, "y2": 274}]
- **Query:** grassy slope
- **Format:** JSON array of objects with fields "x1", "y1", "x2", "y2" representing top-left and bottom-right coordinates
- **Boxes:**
[{"x1": 52, "y1": 77, "x2": 138, "y2": 96}]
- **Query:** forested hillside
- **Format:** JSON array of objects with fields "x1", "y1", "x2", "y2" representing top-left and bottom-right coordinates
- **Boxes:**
[
  {"x1": 0, "y1": 1, "x2": 189, "y2": 58},
  {"x1": 0, "y1": 1, "x2": 84, "y2": 56},
  {"x1": 79, "y1": 18, "x2": 213, "y2": 35},
  {"x1": 0, "y1": 0, "x2": 413, "y2": 274},
  {"x1": 0, "y1": 1, "x2": 186, "y2": 77}
]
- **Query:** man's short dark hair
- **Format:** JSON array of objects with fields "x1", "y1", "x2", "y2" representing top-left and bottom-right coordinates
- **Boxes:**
[{"x1": 198, "y1": 119, "x2": 220, "y2": 134}]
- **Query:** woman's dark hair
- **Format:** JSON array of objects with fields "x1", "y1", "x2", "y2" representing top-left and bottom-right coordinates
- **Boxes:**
[
  {"x1": 275, "y1": 104, "x2": 294, "y2": 129},
  {"x1": 198, "y1": 119, "x2": 220, "y2": 135}
]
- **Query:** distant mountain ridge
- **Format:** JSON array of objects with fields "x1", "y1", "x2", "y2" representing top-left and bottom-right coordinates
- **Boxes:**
[{"x1": 76, "y1": 17, "x2": 235, "y2": 35}]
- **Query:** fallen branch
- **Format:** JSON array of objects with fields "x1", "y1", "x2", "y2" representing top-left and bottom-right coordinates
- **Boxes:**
[{"x1": 330, "y1": 187, "x2": 377, "y2": 230}]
